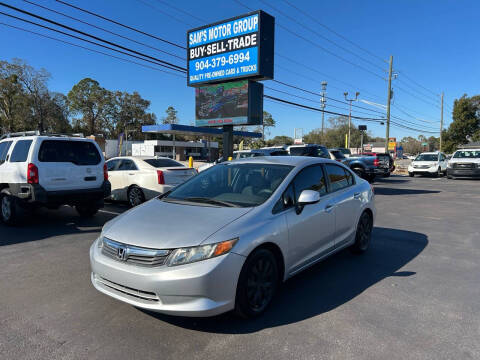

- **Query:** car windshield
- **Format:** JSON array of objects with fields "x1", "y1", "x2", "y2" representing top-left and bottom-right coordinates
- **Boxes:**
[
  {"x1": 163, "y1": 163, "x2": 293, "y2": 207},
  {"x1": 415, "y1": 154, "x2": 438, "y2": 161},
  {"x1": 330, "y1": 150, "x2": 346, "y2": 159},
  {"x1": 144, "y1": 158, "x2": 183, "y2": 167},
  {"x1": 453, "y1": 150, "x2": 480, "y2": 159}
]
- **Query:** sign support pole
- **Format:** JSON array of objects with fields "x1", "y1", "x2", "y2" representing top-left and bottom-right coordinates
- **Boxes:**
[{"x1": 223, "y1": 125, "x2": 234, "y2": 160}]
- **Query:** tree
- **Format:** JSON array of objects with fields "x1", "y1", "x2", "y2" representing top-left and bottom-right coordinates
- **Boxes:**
[
  {"x1": 267, "y1": 135, "x2": 293, "y2": 146},
  {"x1": 443, "y1": 94, "x2": 480, "y2": 152},
  {"x1": 262, "y1": 111, "x2": 275, "y2": 140},
  {"x1": 110, "y1": 91, "x2": 156, "y2": 138},
  {"x1": 68, "y1": 78, "x2": 113, "y2": 135},
  {"x1": 304, "y1": 116, "x2": 367, "y2": 148},
  {"x1": 162, "y1": 106, "x2": 179, "y2": 124}
]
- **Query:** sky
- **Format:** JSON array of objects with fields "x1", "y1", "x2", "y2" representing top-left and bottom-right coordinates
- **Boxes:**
[{"x1": 1, "y1": 0, "x2": 479, "y2": 141}]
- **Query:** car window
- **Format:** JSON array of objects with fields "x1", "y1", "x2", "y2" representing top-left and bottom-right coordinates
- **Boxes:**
[
  {"x1": 272, "y1": 183, "x2": 295, "y2": 214},
  {"x1": 293, "y1": 165, "x2": 327, "y2": 200},
  {"x1": 414, "y1": 154, "x2": 438, "y2": 161},
  {"x1": 317, "y1": 147, "x2": 330, "y2": 158},
  {"x1": 165, "y1": 163, "x2": 293, "y2": 207},
  {"x1": 289, "y1": 147, "x2": 305, "y2": 156},
  {"x1": 453, "y1": 150, "x2": 480, "y2": 158},
  {"x1": 117, "y1": 160, "x2": 137, "y2": 171},
  {"x1": 143, "y1": 158, "x2": 183, "y2": 168},
  {"x1": 38, "y1": 140, "x2": 101, "y2": 165},
  {"x1": 0, "y1": 141, "x2": 13, "y2": 163},
  {"x1": 10, "y1": 140, "x2": 33, "y2": 162},
  {"x1": 325, "y1": 164, "x2": 351, "y2": 192},
  {"x1": 106, "y1": 159, "x2": 120, "y2": 171},
  {"x1": 270, "y1": 150, "x2": 288, "y2": 156}
]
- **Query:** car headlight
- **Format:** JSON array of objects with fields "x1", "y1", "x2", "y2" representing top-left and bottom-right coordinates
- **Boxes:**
[
  {"x1": 166, "y1": 238, "x2": 238, "y2": 267},
  {"x1": 96, "y1": 236, "x2": 104, "y2": 248}
]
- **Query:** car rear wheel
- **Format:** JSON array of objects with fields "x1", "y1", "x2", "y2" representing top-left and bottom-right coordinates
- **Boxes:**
[
  {"x1": 1, "y1": 191, "x2": 19, "y2": 225},
  {"x1": 350, "y1": 211, "x2": 373, "y2": 254},
  {"x1": 409, "y1": 172, "x2": 415, "y2": 177},
  {"x1": 235, "y1": 248, "x2": 279, "y2": 318},
  {"x1": 76, "y1": 204, "x2": 99, "y2": 217},
  {"x1": 352, "y1": 167, "x2": 365, "y2": 179},
  {"x1": 127, "y1": 185, "x2": 145, "y2": 207}
]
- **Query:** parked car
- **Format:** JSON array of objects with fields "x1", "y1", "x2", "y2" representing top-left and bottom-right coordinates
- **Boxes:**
[
  {"x1": 446, "y1": 149, "x2": 480, "y2": 179},
  {"x1": 331, "y1": 147, "x2": 352, "y2": 157},
  {"x1": 287, "y1": 144, "x2": 330, "y2": 158},
  {"x1": 328, "y1": 148, "x2": 348, "y2": 164},
  {"x1": 408, "y1": 152, "x2": 447, "y2": 177},
  {"x1": 106, "y1": 156, "x2": 196, "y2": 207},
  {"x1": 197, "y1": 148, "x2": 289, "y2": 172},
  {"x1": 90, "y1": 157, "x2": 375, "y2": 318},
  {"x1": 0, "y1": 131, "x2": 110, "y2": 224},
  {"x1": 346, "y1": 153, "x2": 390, "y2": 182}
]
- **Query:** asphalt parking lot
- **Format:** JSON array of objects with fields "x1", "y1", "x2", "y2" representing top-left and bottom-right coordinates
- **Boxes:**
[{"x1": 1, "y1": 175, "x2": 479, "y2": 360}]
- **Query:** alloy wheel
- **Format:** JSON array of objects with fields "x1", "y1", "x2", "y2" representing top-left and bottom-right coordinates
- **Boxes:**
[
  {"x1": 358, "y1": 213, "x2": 372, "y2": 250},
  {"x1": 128, "y1": 187, "x2": 143, "y2": 207},
  {"x1": 246, "y1": 256, "x2": 276, "y2": 312}
]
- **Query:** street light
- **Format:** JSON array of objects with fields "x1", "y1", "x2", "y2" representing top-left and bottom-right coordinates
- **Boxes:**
[
  {"x1": 320, "y1": 81, "x2": 327, "y2": 143},
  {"x1": 344, "y1": 91, "x2": 360, "y2": 149}
]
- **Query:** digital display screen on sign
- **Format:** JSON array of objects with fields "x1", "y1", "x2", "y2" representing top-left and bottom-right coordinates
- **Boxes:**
[
  {"x1": 195, "y1": 80, "x2": 263, "y2": 126},
  {"x1": 187, "y1": 11, "x2": 274, "y2": 87}
]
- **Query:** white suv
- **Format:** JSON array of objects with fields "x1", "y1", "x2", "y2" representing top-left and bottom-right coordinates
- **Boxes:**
[
  {"x1": 408, "y1": 152, "x2": 448, "y2": 177},
  {"x1": 447, "y1": 149, "x2": 480, "y2": 179},
  {"x1": 0, "y1": 132, "x2": 111, "y2": 225}
]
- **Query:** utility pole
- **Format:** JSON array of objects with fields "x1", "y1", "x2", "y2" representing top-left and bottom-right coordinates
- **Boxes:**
[
  {"x1": 385, "y1": 55, "x2": 393, "y2": 154},
  {"x1": 440, "y1": 92, "x2": 444, "y2": 152},
  {"x1": 320, "y1": 81, "x2": 327, "y2": 143},
  {"x1": 344, "y1": 91, "x2": 360, "y2": 149}
]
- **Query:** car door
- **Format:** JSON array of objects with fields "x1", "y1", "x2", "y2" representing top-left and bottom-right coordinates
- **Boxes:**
[
  {"x1": 439, "y1": 153, "x2": 447, "y2": 171},
  {"x1": 324, "y1": 163, "x2": 361, "y2": 248},
  {"x1": 0, "y1": 141, "x2": 14, "y2": 183},
  {"x1": 116, "y1": 159, "x2": 139, "y2": 199},
  {"x1": 282, "y1": 164, "x2": 336, "y2": 274}
]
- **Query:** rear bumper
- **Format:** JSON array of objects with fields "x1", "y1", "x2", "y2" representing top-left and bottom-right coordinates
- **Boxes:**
[
  {"x1": 10, "y1": 181, "x2": 111, "y2": 206},
  {"x1": 447, "y1": 168, "x2": 480, "y2": 178}
]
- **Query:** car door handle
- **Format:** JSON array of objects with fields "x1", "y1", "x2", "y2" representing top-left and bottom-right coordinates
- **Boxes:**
[
  {"x1": 128, "y1": 173, "x2": 135, "y2": 175},
  {"x1": 324, "y1": 204, "x2": 335, "y2": 213},
  {"x1": 354, "y1": 192, "x2": 361, "y2": 199}
]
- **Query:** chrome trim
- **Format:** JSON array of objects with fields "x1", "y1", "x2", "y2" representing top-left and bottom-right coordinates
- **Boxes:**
[{"x1": 102, "y1": 237, "x2": 170, "y2": 267}]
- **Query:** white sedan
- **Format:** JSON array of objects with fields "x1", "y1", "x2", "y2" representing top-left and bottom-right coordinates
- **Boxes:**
[{"x1": 106, "y1": 156, "x2": 197, "y2": 207}]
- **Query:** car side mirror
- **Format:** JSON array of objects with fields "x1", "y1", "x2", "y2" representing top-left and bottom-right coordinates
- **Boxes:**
[{"x1": 298, "y1": 190, "x2": 320, "y2": 206}]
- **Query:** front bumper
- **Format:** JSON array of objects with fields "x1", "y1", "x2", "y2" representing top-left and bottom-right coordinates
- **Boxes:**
[
  {"x1": 408, "y1": 166, "x2": 438, "y2": 174},
  {"x1": 447, "y1": 168, "x2": 480, "y2": 178},
  {"x1": 90, "y1": 242, "x2": 245, "y2": 317}
]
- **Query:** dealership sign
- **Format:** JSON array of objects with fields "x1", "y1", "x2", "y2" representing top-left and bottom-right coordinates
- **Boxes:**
[{"x1": 187, "y1": 11, "x2": 274, "y2": 86}]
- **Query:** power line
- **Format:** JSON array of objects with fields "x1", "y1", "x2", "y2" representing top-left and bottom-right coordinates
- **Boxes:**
[
  {"x1": 55, "y1": 0, "x2": 186, "y2": 50},
  {"x1": 233, "y1": 0, "x2": 386, "y2": 81},
  {"x1": 281, "y1": 0, "x2": 387, "y2": 65},
  {"x1": 0, "y1": 22, "x2": 185, "y2": 78},
  {"x1": 394, "y1": 84, "x2": 441, "y2": 109},
  {"x1": 0, "y1": 10, "x2": 186, "y2": 74},
  {"x1": 258, "y1": 0, "x2": 386, "y2": 72},
  {"x1": 391, "y1": 103, "x2": 440, "y2": 124},
  {"x1": 23, "y1": 0, "x2": 186, "y2": 61},
  {"x1": 396, "y1": 70, "x2": 439, "y2": 97},
  {"x1": 134, "y1": 0, "x2": 196, "y2": 27},
  {"x1": 0, "y1": 2, "x2": 187, "y2": 73},
  {"x1": 396, "y1": 77, "x2": 439, "y2": 103}
]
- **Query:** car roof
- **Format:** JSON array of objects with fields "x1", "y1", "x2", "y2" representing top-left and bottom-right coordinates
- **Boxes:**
[{"x1": 231, "y1": 156, "x2": 341, "y2": 167}]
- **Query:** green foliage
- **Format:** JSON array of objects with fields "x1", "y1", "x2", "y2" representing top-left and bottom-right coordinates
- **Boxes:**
[
  {"x1": 266, "y1": 135, "x2": 293, "y2": 146},
  {"x1": 442, "y1": 94, "x2": 480, "y2": 153},
  {"x1": 261, "y1": 110, "x2": 275, "y2": 140},
  {"x1": 162, "y1": 106, "x2": 179, "y2": 124},
  {"x1": 303, "y1": 116, "x2": 369, "y2": 148}
]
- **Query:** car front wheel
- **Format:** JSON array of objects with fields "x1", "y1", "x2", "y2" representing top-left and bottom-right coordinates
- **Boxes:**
[
  {"x1": 235, "y1": 248, "x2": 279, "y2": 318},
  {"x1": 350, "y1": 211, "x2": 373, "y2": 254}
]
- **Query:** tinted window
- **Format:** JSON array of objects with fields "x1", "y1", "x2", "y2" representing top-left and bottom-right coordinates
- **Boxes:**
[
  {"x1": 293, "y1": 165, "x2": 327, "y2": 200},
  {"x1": 317, "y1": 147, "x2": 330, "y2": 158},
  {"x1": 270, "y1": 150, "x2": 288, "y2": 156},
  {"x1": 273, "y1": 183, "x2": 295, "y2": 214},
  {"x1": 0, "y1": 141, "x2": 13, "y2": 162},
  {"x1": 117, "y1": 160, "x2": 137, "y2": 171},
  {"x1": 289, "y1": 147, "x2": 306, "y2": 156},
  {"x1": 10, "y1": 140, "x2": 33, "y2": 162},
  {"x1": 38, "y1": 140, "x2": 101, "y2": 165},
  {"x1": 330, "y1": 150, "x2": 346, "y2": 159},
  {"x1": 144, "y1": 158, "x2": 183, "y2": 168},
  {"x1": 106, "y1": 159, "x2": 120, "y2": 171},
  {"x1": 345, "y1": 168, "x2": 355, "y2": 186},
  {"x1": 325, "y1": 164, "x2": 350, "y2": 192}
]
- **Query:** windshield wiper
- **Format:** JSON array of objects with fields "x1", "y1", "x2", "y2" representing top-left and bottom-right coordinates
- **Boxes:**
[{"x1": 183, "y1": 197, "x2": 239, "y2": 207}]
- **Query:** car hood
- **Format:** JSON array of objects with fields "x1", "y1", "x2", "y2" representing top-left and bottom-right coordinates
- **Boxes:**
[
  {"x1": 412, "y1": 161, "x2": 437, "y2": 166},
  {"x1": 448, "y1": 158, "x2": 480, "y2": 163},
  {"x1": 102, "y1": 199, "x2": 252, "y2": 249}
]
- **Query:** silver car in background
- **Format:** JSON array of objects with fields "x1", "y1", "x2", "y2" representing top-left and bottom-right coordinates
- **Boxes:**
[{"x1": 90, "y1": 157, "x2": 375, "y2": 318}]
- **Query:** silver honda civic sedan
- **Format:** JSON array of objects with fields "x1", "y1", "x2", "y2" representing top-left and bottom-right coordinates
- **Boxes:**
[{"x1": 90, "y1": 156, "x2": 375, "y2": 318}]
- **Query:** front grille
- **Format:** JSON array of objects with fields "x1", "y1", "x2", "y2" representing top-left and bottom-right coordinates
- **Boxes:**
[
  {"x1": 94, "y1": 274, "x2": 159, "y2": 302},
  {"x1": 414, "y1": 164, "x2": 430, "y2": 169},
  {"x1": 102, "y1": 237, "x2": 170, "y2": 267},
  {"x1": 453, "y1": 163, "x2": 474, "y2": 169}
]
